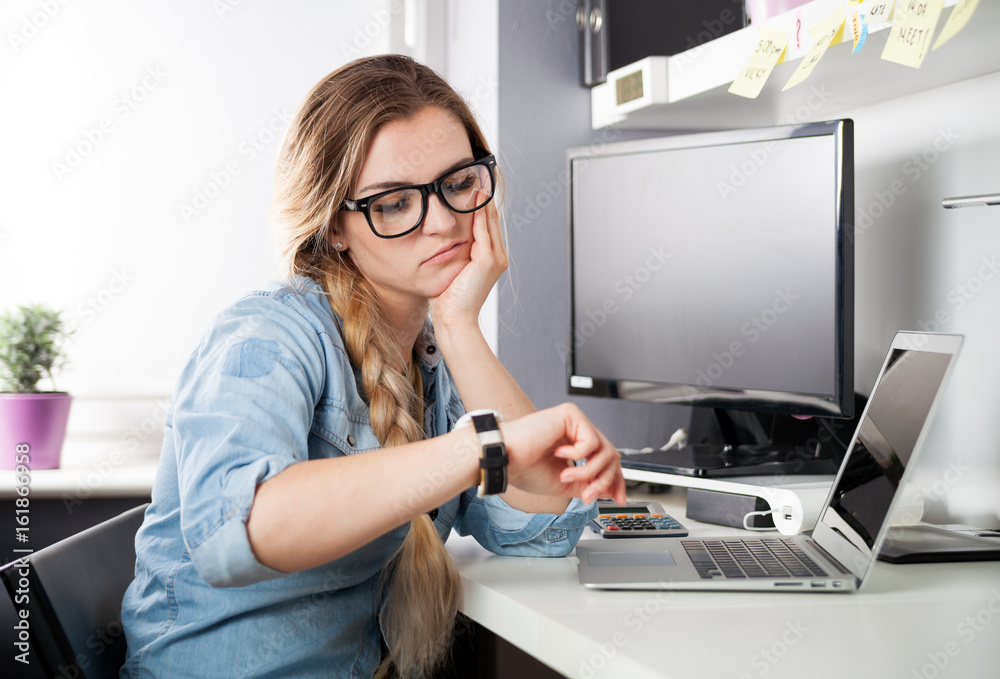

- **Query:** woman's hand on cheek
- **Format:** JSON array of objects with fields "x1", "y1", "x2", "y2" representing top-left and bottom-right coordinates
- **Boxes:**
[{"x1": 430, "y1": 202, "x2": 507, "y2": 331}]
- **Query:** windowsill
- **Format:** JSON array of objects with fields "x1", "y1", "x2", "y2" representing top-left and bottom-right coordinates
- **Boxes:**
[{"x1": 0, "y1": 437, "x2": 159, "y2": 500}]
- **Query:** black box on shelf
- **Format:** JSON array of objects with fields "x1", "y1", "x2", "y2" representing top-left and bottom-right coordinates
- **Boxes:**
[
  {"x1": 579, "y1": 0, "x2": 748, "y2": 87},
  {"x1": 686, "y1": 487, "x2": 775, "y2": 529}
]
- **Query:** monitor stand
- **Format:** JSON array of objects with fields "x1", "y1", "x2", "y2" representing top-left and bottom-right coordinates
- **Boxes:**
[{"x1": 619, "y1": 397, "x2": 865, "y2": 478}]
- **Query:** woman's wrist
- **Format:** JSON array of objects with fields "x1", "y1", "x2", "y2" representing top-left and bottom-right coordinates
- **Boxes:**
[{"x1": 431, "y1": 316, "x2": 487, "y2": 354}]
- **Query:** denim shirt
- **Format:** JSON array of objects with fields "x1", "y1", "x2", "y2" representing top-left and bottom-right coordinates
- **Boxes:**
[{"x1": 120, "y1": 278, "x2": 596, "y2": 679}]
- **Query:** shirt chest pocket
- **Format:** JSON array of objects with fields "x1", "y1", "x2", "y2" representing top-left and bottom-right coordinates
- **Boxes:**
[{"x1": 310, "y1": 398, "x2": 382, "y2": 456}]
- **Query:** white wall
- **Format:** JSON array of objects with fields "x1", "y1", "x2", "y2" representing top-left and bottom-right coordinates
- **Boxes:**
[
  {"x1": 443, "y1": 0, "x2": 500, "y2": 352},
  {"x1": 845, "y1": 71, "x2": 1000, "y2": 526},
  {"x1": 0, "y1": 0, "x2": 498, "y2": 461}
]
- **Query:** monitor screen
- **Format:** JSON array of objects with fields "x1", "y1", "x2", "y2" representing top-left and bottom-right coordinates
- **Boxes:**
[{"x1": 568, "y1": 120, "x2": 854, "y2": 418}]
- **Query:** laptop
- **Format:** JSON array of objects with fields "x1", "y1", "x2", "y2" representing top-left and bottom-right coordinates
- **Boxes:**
[{"x1": 577, "y1": 331, "x2": 963, "y2": 592}]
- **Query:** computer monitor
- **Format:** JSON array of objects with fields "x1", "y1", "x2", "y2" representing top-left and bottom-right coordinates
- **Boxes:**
[{"x1": 567, "y1": 120, "x2": 854, "y2": 474}]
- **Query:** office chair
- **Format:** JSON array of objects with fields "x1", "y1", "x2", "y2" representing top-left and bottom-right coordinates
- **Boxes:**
[{"x1": 1, "y1": 502, "x2": 149, "y2": 679}]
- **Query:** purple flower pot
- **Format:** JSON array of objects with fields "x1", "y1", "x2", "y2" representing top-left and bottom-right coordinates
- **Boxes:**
[{"x1": 0, "y1": 392, "x2": 72, "y2": 470}]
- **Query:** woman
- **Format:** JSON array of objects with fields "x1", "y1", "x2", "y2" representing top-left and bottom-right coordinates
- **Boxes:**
[{"x1": 120, "y1": 54, "x2": 625, "y2": 679}]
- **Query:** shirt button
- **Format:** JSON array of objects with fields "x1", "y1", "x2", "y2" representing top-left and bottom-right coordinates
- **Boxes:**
[
  {"x1": 426, "y1": 345, "x2": 436, "y2": 354},
  {"x1": 347, "y1": 434, "x2": 356, "y2": 447}
]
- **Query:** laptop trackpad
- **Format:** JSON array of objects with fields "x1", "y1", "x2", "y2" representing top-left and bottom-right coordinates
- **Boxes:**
[{"x1": 588, "y1": 551, "x2": 676, "y2": 568}]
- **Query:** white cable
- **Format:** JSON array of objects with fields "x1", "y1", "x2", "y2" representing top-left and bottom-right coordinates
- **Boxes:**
[
  {"x1": 743, "y1": 509, "x2": 780, "y2": 532},
  {"x1": 621, "y1": 427, "x2": 689, "y2": 455},
  {"x1": 659, "y1": 427, "x2": 688, "y2": 451}
]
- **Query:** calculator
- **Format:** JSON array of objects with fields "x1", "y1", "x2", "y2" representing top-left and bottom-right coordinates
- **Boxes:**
[{"x1": 589, "y1": 500, "x2": 688, "y2": 538}]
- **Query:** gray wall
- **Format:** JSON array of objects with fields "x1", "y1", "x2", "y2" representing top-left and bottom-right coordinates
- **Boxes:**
[{"x1": 496, "y1": 0, "x2": 690, "y2": 449}]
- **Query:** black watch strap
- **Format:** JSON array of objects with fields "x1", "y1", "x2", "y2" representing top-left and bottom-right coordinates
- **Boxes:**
[{"x1": 471, "y1": 412, "x2": 508, "y2": 496}]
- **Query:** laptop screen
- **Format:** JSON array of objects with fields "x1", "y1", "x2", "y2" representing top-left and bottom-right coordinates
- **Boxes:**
[{"x1": 816, "y1": 334, "x2": 960, "y2": 576}]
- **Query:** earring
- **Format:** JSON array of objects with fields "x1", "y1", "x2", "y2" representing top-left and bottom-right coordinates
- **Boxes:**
[{"x1": 335, "y1": 242, "x2": 344, "y2": 250}]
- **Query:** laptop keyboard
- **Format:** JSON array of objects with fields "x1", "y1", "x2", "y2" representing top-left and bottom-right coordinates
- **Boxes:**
[{"x1": 681, "y1": 538, "x2": 829, "y2": 579}]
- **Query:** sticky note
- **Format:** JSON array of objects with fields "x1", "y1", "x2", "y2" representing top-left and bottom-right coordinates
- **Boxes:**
[
  {"x1": 868, "y1": 1, "x2": 895, "y2": 22},
  {"x1": 783, "y1": 7, "x2": 845, "y2": 91},
  {"x1": 881, "y1": 0, "x2": 944, "y2": 68},
  {"x1": 729, "y1": 28, "x2": 789, "y2": 99},
  {"x1": 933, "y1": 0, "x2": 980, "y2": 50},
  {"x1": 851, "y1": 11, "x2": 870, "y2": 53}
]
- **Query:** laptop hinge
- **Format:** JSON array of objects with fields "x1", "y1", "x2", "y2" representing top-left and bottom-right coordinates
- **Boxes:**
[{"x1": 806, "y1": 538, "x2": 852, "y2": 575}]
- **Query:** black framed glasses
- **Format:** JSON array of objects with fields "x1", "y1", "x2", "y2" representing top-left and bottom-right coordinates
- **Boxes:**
[{"x1": 340, "y1": 155, "x2": 497, "y2": 239}]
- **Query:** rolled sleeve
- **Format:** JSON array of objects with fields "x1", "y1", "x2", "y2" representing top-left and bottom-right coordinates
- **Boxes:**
[
  {"x1": 172, "y1": 293, "x2": 326, "y2": 587},
  {"x1": 181, "y1": 454, "x2": 294, "y2": 587},
  {"x1": 454, "y1": 493, "x2": 597, "y2": 557}
]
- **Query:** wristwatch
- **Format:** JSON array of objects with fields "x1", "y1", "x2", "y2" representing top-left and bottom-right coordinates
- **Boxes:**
[{"x1": 454, "y1": 409, "x2": 508, "y2": 496}]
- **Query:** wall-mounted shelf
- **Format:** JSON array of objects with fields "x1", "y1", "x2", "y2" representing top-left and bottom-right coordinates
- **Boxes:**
[{"x1": 591, "y1": 0, "x2": 1000, "y2": 130}]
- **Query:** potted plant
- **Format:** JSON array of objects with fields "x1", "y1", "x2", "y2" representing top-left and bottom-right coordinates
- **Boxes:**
[{"x1": 0, "y1": 304, "x2": 73, "y2": 470}]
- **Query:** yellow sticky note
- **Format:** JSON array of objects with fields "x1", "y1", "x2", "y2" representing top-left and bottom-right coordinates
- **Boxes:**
[
  {"x1": 729, "y1": 28, "x2": 789, "y2": 99},
  {"x1": 881, "y1": 0, "x2": 944, "y2": 68},
  {"x1": 851, "y1": 10, "x2": 871, "y2": 53},
  {"x1": 868, "y1": 0, "x2": 895, "y2": 22},
  {"x1": 783, "y1": 7, "x2": 845, "y2": 91},
  {"x1": 933, "y1": 0, "x2": 980, "y2": 50}
]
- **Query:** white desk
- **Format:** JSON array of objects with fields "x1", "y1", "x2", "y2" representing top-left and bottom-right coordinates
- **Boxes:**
[{"x1": 447, "y1": 488, "x2": 1000, "y2": 679}]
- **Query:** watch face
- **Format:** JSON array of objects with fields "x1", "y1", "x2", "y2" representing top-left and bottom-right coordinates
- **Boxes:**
[{"x1": 472, "y1": 412, "x2": 500, "y2": 431}]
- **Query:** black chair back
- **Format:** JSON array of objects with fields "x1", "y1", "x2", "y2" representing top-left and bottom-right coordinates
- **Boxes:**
[{"x1": 1, "y1": 503, "x2": 148, "y2": 679}]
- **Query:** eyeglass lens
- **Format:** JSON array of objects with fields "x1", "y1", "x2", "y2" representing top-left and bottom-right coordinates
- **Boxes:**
[{"x1": 368, "y1": 162, "x2": 493, "y2": 236}]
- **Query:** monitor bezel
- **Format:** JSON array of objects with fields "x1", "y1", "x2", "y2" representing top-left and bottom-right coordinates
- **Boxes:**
[{"x1": 566, "y1": 119, "x2": 855, "y2": 419}]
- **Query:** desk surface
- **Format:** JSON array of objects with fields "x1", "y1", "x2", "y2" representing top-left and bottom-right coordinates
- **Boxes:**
[{"x1": 447, "y1": 487, "x2": 1000, "y2": 679}]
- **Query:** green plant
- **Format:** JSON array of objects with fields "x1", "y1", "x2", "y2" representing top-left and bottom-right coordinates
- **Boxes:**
[{"x1": 0, "y1": 304, "x2": 73, "y2": 393}]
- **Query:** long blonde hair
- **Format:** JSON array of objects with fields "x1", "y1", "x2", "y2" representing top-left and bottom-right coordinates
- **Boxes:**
[{"x1": 272, "y1": 55, "x2": 491, "y2": 678}]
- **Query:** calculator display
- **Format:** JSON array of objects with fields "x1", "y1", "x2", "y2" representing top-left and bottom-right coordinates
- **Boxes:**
[{"x1": 597, "y1": 505, "x2": 651, "y2": 514}]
